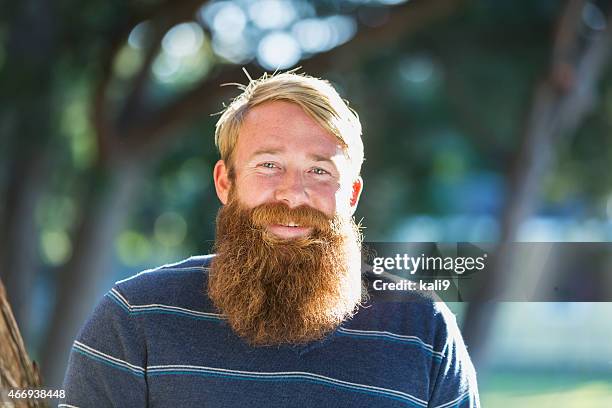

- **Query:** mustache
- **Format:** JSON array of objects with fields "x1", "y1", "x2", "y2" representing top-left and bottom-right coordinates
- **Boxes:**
[{"x1": 250, "y1": 202, "x2": 331, "y2": 231}]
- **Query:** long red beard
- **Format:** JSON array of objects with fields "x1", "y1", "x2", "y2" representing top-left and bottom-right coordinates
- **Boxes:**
[{"x1": 208, "y1": 198, "x2": 365, "y2": 346}]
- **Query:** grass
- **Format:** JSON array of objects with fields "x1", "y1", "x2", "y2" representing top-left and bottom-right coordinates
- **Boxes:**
[{"x1": 480, "y1": 371, "x2": 612, "y2": 408}]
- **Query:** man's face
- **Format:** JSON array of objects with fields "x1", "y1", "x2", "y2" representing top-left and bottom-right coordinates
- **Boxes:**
[
  {"x1": 213, "y1": 100, "x2": 362, "y2": 236},
  {"x1": 209, "y1": 100, "x2": 365, "y2": 345}
]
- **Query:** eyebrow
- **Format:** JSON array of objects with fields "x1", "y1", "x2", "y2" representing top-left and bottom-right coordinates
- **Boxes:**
[
  {"x1": 251, "y1": 149, "x2": 336, "y2": 165},
  {"x1": 309, "y1": 154, "x2": 336, "y2": 166},
  {"x1": 251, "y1": 148, "x2": 282, "y2": 157}
]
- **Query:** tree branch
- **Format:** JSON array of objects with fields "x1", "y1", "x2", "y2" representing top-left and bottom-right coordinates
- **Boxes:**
[
  {"x1": 119, "y1": 0, "x2": 466, "y2": 156},
  {"x1": 92, "y1": 0, "x2": 208, "y2": 162},
  {"x1": 117, "y1": 0, "x2": 208, "y2": 132}
]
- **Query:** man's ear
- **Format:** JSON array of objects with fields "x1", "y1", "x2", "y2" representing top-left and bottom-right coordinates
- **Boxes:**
[
  {"x1": 213, "y1": 160, "x2": 231, "y2": 205},
  {"x1": 349, "y1": 176, "x2": 363, "y2": 214}
]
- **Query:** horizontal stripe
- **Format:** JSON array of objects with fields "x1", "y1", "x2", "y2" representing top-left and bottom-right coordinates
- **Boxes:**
[
  {"x1": 74, "y1": 340, "x2": 145, "y2": 373},
  {"x1": 433, "y1": 391, "x2": 471, "y2": 408},
  {"x1": 336, "y1": 327, "x2": 444, "y2": 360},
  {"x1": 73, "y1": 341, "x2": 145, "y2": 377},
  {"x1": 108, "y1": 288, "x2": 131, "y2": 308},
  {"x1": 73, "y1": 349, "x2": 144, "y2": 378},
  {"x1": 105, "y1": 289, "x2": 442, "y2": 360},
  {"x1": 106, "y1": 288, "x2": 224, "y2": 321},
  {"x1": 58, "y1": 404, "x2": 80, "y2": 408},
  {"x1": 147, "y1": 364, "x2": 427, "y2": 407}
]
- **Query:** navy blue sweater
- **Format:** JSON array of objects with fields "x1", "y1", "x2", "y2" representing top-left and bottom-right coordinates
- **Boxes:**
[{"x1": 61, "y1": 255, "x2": 479, "y2": 407}]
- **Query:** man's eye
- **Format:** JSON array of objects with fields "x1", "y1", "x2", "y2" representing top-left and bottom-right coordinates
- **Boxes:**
[
  {"x1": 311, "y1": 167, "x2": 329, "y2": 175},
  {"x1": 260, "y1": 162, "x2": 277, "y2": 169}
]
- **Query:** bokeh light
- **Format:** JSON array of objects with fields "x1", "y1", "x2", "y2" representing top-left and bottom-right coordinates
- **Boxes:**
[
  {"x1": 257, "y1": 31, "x2": 302, "y2": 69},
  {"x1": 154, "y1": 212, "x2": 188, "y2": 247},
  {"x1": 162, "y1": 22, "x2": 205, "y2": 58},
  {"x1": 249, "y1": 0, "x2": 297, "y2": 30},
  {"x1": 40, "y1": 230, "x2": 72, "y2": 266}
]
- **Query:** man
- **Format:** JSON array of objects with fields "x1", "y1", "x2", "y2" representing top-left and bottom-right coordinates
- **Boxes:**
[{"x1": 61, "y1": 72, "x2": 480, "y2": 407}]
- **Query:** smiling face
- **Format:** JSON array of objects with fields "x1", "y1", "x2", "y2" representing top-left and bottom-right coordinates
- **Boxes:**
[
  {"x1": 210, "y1": 99, "x2": 365, "y2": 345},
  {"x1": 213, "y1": 100, "x2": 362, "y2": 239}
]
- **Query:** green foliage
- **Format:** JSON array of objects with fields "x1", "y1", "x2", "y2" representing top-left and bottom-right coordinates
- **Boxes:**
[{"x1": 481, "y1": 371, "x2": 612, "y2": 408}]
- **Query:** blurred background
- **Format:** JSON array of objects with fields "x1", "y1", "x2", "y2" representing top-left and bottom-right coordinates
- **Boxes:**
[{"x1": 1, "y1": 0, "x2": 612, "y2": 405}]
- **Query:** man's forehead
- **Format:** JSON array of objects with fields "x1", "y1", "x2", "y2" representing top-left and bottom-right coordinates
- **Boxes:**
[
  {"x1": 242, "y1": 100, "x2": 309, "y2": 122},
  {"x1": 240, "y1": 101, "x2": 330, "y2": 137}
]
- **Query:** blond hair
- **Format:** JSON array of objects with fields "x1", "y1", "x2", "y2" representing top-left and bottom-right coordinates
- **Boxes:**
[{"x1": 215, "y1": 72, "x2": 364, "y2": 176}]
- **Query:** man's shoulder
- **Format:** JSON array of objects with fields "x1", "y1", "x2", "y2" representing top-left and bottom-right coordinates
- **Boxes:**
[
  {"x1": 356, "y1": 270, "x2": 458, "y2": 343},
  {"x1": 111, "y1": 255, "x2": 215, "y2": 307}
]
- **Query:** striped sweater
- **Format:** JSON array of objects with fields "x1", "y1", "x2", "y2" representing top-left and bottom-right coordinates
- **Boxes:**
[{"x1": 61, "y1": 255, "x2": 480, "y2": 407}]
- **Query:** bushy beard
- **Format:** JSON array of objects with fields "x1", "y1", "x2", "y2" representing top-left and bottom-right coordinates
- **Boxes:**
[{"x1": 208, "y1": 195, "x2": 365, "y2": 346}]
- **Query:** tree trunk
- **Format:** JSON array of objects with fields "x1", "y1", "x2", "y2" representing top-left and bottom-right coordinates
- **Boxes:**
[
  {"x1": 0, "y1": 151, "x2": 50, "y2": 340},
  {"x1": 40, "y1": 160, "x2": 146, "y2": 387},
  {"x1": 0, "y1": 278, "x2": 46, "y2": 407},
  {"x1": 461, "y1": 0, "x2": 612, "y2": 370},
  {"x1": 0, "y1": 0, "x2": 56, "y2": 343}
]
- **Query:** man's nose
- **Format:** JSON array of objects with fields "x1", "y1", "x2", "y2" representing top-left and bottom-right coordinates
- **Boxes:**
[{"x1": 274, "y1": 170, "x2": 309, "y2": 208}]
